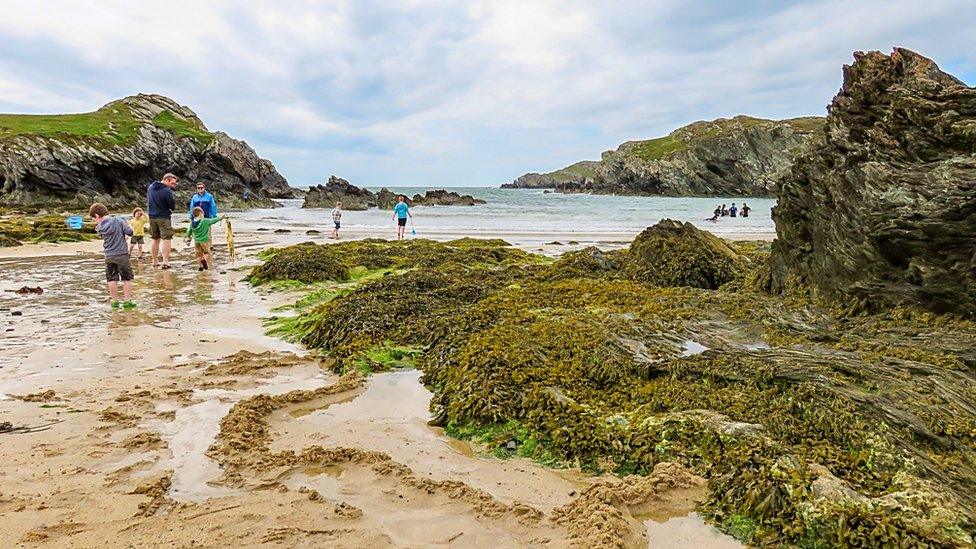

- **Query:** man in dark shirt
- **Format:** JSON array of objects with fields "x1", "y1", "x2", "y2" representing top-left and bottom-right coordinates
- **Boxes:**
[{"x1": 147, "y1": 173, "x2": 178, "y2": 269}]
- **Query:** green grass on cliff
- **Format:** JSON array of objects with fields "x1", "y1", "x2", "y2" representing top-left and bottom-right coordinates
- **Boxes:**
[
  {"x1": 631, "y1": 135, "x2": 687, "y2": 161},
  {"x1": 626, "y1": 115, "x2": 824, "y2": 163},
  {"x1": 0, "y1": 105, "x2": 142, "y2": 147},
  {"x1": 152, "y1": 111, "x2": 213, "y2": 145},
  {"x1": 549, "y1": 161, "x2": 600, "y2": 182},
  {"x1": 0, "y1": 104, "x2": 214, "y2": 148}
]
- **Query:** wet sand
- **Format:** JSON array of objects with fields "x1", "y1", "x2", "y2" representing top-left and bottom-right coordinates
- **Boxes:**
[{"x1": 0, "y1": 230, "x2": 743, "y2": 547}]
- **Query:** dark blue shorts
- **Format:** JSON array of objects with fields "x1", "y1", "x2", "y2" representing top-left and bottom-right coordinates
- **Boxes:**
[
  {"x1": 334, "y1": 222, "x2": 340, "y2": 229},
  {"x1": 397, "y1": 217, "x2": 407, "y2": 227}
]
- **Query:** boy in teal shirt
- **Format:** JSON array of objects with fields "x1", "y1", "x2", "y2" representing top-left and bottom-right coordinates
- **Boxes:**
[{"x1": 185, "y1": 206, "x2": 224, "y2": 270}]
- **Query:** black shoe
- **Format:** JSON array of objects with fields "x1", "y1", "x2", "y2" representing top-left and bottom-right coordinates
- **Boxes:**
[{"x1": 198, "y1": 265, "x2": 204, "y2": 271}]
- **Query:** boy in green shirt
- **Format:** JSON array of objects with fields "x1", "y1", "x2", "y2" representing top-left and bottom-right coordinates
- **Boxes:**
[{"x1": 185, "y1": 206, "x2": 224, "y2": 271}]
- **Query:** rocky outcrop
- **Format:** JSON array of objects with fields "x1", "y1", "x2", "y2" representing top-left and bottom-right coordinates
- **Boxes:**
[
  {"x1": 375, "y1": 187, "x2": 400, "y2": 209},
  {"x1": 768, "y1": 48, "x2": 976, "y2": 317},
  {"x1": 625, "y1": 219, "x2": 744, "y2": 289},
  {"x1": 504, "y1": 116, "x2": 823, "y2": 196},
  {"x1": 306, "y1": 181, "x2": 488, "y2": 210},
  {"x1": 302, "y1": 175, "x2": 376, "y2": 210},
  {"x1": 502, "y1": 161, "x2": 601, "y2": 190},
  {"x1": 410, "y1": 190, "x2": 486, "y2": 207},
  {"x1": 0, "y1": 94, "x2": 296, "y2": 209}
]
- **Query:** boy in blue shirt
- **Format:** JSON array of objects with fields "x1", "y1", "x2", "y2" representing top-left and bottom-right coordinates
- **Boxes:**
[{"x1": 392, "y1": 195, "x2": 412, "y2": 240}]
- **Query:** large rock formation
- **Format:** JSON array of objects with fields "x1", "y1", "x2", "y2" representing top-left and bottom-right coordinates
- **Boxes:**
[
  {"x1": 503, "y1": 116, "x2": 823, "y2": 196},
  {"x1": 305, "y1": 180, "x2": 488, "y2": 210},
  {"x1": 303, "y1": 175, "x2": 376, "y2": 210},
  {"x1": 410, "y1": 189, "x2": 486, "y2": 207},
  {"x1": 769, "y1": 48, "x2": 976, "y2": 317},
  {"x1": 0, "y1": 94, "x2": 296, "y2": 209}
]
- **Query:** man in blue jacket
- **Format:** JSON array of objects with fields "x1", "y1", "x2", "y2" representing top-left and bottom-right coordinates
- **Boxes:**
[
  {"x1": 189, "y1": 182, "x2": 218, "y2": 220},
  {"x1": 147, "y1": 173, "x2": 178, "y2": 269}
]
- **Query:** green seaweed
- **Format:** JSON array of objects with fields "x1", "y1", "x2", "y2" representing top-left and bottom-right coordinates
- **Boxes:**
[
  {"x1": 0, "y1": 214, "x2": 98, "y2": 247},
  {"x1": 250, "y1": 229, "x2": 976, "y2": 546}
]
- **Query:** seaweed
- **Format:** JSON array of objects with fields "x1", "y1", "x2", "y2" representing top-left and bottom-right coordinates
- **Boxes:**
[
  {"x1": 625, "y1": 219, "x2": 744, "y2": 289},
  {"x1": 0, "y1": 214, "x2": 98, "y2": 246},
  {"x1": 252, "y1": 227, "x2": 976, "y2": 546}
]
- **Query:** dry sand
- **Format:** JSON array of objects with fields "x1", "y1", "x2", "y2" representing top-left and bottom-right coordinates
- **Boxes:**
[{"x1": 0, "y1": 229, "x2": 743, "y2": 547}]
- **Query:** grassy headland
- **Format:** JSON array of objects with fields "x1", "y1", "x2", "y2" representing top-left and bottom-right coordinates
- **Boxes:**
[{"x1": 0, "y1": 103, "x2": 213, "y2": 149}]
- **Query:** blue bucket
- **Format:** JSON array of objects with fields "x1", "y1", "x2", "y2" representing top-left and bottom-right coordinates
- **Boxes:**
[{"x1": 66, "y1": 215, "x2": 83, "y2": 230}]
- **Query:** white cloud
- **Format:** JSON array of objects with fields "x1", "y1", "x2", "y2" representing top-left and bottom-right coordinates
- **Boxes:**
[{"x1": 0, "y1": 0, "x2": 973, "y2": 186}]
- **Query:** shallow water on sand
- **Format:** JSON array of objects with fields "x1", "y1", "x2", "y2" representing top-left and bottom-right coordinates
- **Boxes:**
[
  {"x1": 150, "y1": 366, "x2": 330, "y2": 503},
  {"x1": 276, "y1": 369, "x2": 593, "y2": 510},
  {"x1": 0, "y1": 252, "x2": 288, "y2": 392},
  {"x1": 276, "y1": 370, "x2": 743, "y2": 546},
  {"x1": 645, "y1": 513, "x2": 743, "y2": 548}
]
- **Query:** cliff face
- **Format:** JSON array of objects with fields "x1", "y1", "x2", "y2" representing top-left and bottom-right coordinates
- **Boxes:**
[
  {"x1": 503, "y1": 116, "x2": 823, "y2": 196},
  {"x1": 768, "y1": 48, "x2": 976, "y2": 317},
  {"x1": 0, "y1": 94, "x2": 296, "y2": 209}
]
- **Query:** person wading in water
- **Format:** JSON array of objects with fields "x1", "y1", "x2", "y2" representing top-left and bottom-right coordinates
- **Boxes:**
[
  {"x1": 393, "y1": 195, "x2": 412, "y2": 241},
  {"x1": 147, "y1": 173, "x2": 177, "y2": 269}
]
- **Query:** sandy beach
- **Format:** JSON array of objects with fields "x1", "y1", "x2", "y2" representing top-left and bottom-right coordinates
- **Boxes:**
[{"x1": 0, "y1": 228, "x2": 744, "y2": 547}]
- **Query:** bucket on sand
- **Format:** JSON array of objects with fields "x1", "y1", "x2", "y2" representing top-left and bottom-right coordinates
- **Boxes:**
[{"x1": 66, "y1": 215, "x2": 83, "y2": 230}]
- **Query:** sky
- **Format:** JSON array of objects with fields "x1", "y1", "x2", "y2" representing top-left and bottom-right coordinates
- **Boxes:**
[{"x1": 1, "y1": 1, "x2": 974, "y2": 188}]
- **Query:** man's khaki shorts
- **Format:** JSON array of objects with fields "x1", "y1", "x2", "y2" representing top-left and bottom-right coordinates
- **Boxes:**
[{"x1": 149, "y1": 217, "x2": 173, "y2": 240}]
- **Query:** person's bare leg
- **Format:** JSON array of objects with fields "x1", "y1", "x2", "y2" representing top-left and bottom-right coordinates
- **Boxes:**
[
  {"x1": 122, "y1": 281, "x2": 133, "y2": 300},
  {"x1": 162, "y1": 240, "x2": 172, "y2": 266},
  {"x1": 108, "y1": 281, "x2": 119, "y2": 302},
  {"x1": 138, "y1": 243, "x2": 144, "y2": 258},
  {"x1": 151, "y1": 239, "x2": 160, "y2": 267},
  {"x1": 129, "y1": 243, "x2": 135, "y2": 256}
]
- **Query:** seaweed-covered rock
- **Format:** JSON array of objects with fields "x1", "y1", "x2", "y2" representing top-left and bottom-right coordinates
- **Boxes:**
[
  {"x1": 0, "y1": 214, "x2": 98, "y2": 246},
  {"x1": 249, "y1": 242, "x2": 350, "y2": 284},
  {"x1": 769, "y1": 49, "x2": 976, "y2": 317},
  {"x1": 302, "y1": 175, "x2": 376, "y2": 210},
  {"x1": 257, "y1": 232, "x2": 976, "y2": 545},
  {"x1": 625, "y1": 219, "x2": 743, "y2": 289},
  {"x1": 538, "y1": 246, "x2": 625, "y2": 280}
]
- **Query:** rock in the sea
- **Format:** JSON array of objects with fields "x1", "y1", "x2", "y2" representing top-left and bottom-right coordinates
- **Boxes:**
[
  {"x1": 769, "y1": 48, "x2": 976, "y2": 317},
  {"x1": 625, "y1": 219, "x2": 743, "y2": 289},
  {"x1": 410, "y1": 189, "x2": 486, "y2": 207},
  {"x1": 373, "y1": 187, "x2": 488, "y2": 209},
  {"x1": 0, "y1": 94, "x2": 296, "y2": 209},
  {"x1": 302, "y1": 175, "x2": 376, "y2": 210},
  {"x1": 375, "y1": 187, "x2": 403, "y2": 209},
  {"x1": 503, "y1": 116, "x2": 823, "y2": 196}
]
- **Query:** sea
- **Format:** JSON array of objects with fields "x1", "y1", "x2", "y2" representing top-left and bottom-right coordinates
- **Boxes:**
[{"x1": 235, "y1": 187, "x2": 776, "y2": 247}]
